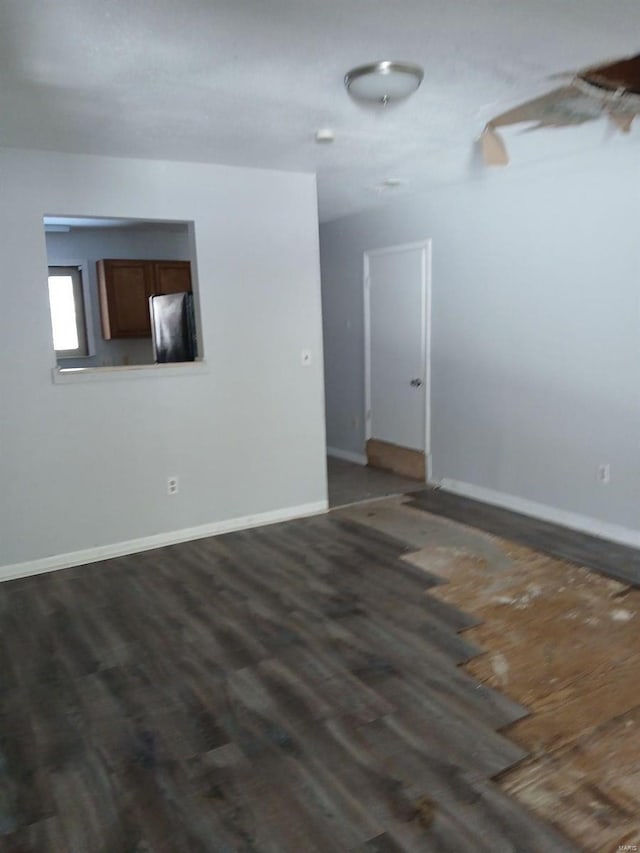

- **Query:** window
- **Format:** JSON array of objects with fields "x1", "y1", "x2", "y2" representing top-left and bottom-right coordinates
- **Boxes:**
[{"x1": 47, "y1": 265, "x2": 89, "y2": 358}]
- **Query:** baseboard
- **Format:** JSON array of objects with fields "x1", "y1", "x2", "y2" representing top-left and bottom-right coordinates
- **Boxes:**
[
  {"x1": 438, "y1": 478, "x2": 640, "y2": 550},
  {"x1": 327, "y1": 446, "x2": 367, "y2": 466},
  {"x1": 0, "y1": 500, "x2": 329, "y2": 584}
]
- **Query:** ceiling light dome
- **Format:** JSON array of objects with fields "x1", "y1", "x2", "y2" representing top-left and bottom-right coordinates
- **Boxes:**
[{"x1": 344, "y1": 60, "x2": 424, "y2": 105}]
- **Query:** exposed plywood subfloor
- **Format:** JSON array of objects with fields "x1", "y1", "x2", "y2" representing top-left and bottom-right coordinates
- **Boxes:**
[
  {"x1": 366, "y1": 439, "x2": 426, "y2": 481},
  {"x1": 336, "y1": 496, "x2": 640, "y2": 852}
]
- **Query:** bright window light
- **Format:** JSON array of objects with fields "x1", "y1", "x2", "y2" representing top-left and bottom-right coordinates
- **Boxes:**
[{"x1": 48, "y1": 274, "x2": 80, "y2": 350}]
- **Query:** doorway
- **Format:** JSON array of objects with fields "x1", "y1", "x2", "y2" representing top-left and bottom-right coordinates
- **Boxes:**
[{"x1": 364, "y1": 240, "x2": 431, "y2": 481}]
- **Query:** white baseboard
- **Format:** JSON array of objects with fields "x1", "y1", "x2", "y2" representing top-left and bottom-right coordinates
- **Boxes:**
[
  {"x1": 327, "y1": 446, "x2": 367, "y2": 466},
  {"x1": 438, "y1": 478, "x2": 640, "y2": 550},
  {"x1": 0, "y1": 500, "x2": 328, "y2": 584}
]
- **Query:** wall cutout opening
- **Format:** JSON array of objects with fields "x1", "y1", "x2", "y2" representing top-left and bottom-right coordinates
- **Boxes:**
[{"x1": 44, "y1": 215, "x2": 200, "y2": 372}]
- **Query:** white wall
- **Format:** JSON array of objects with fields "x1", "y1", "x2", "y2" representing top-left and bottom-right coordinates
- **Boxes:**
[
  {"x1": 46, "y1": 224, "x2": 192, "y2": 368},
  {"x1": 0, "y1": 148, "x2": 327, "y2": 573},
  {"x1": 321, "y1": 143, "x2": 640, "y2": 537}
]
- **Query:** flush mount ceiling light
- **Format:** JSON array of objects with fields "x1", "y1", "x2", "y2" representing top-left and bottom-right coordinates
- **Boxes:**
[{"x1": 344, "y1": 60, "x2": 424, "y2": 105}]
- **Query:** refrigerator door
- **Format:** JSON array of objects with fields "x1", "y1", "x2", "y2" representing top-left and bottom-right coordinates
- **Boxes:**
[{"x1": 149, "y1": 292, "x2": 197, "y2": 363}]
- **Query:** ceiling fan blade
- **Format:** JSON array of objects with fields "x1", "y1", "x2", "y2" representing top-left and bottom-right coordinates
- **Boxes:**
[{"x1": 480, "y1": 126, "x2": 509, "y2": 166}]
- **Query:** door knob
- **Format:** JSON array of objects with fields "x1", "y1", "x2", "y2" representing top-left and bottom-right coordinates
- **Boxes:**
[{"x1": 410, "y1": 378, "x2": 423, "y2": 387}]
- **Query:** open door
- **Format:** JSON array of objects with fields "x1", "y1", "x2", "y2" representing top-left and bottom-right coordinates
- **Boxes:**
[{"x1": 364, "y1": 240, "x2": 431, "y2": 481}]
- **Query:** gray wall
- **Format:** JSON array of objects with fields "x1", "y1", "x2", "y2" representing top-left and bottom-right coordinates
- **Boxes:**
[
  {"x1": 46, "y1": 224, "x2": 192, "y2": 368},
  {"x1": 320, "y1": 143, "x2": 640, "y2": 533},
  {"x1": 0, "y1": 148, "x2": 327, "y2": 571}
]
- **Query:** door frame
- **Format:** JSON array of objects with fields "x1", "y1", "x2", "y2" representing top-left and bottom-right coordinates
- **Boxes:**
[{"x1": 363, "y1": 239, "x2": 432, "y2": 482}]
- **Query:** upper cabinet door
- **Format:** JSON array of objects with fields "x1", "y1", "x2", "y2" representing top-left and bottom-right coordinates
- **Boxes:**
[
  {"x1": 154, "y1": 261, "x2": 192, "y2": 295},
  {"x1": 98, "y1": 260, "x2": 155, "y2": 339}
]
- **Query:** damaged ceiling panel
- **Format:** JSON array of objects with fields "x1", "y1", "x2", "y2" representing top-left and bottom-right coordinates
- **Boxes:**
[{"x1": 482, "y1": 53, "x2": 640, "y2": 166}]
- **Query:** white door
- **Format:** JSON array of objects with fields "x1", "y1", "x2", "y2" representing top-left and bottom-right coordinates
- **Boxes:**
[{"x1": 364, "y1": 241, "x2": 431, "y2": 460}]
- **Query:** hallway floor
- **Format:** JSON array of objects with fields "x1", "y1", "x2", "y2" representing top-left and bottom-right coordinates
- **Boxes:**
[{"x1": 327, "y1": 455, "x2": 424, "y2": 508}]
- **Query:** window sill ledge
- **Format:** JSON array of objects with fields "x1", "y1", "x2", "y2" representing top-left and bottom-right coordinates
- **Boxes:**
[{"x1": 52, "y1": 360, "x2": 209, "y2": 384}]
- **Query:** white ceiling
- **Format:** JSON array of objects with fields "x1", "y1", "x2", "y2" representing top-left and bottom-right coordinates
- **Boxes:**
[{"x1": 1, "y1": 1, "x2": 639, "y2": 222}]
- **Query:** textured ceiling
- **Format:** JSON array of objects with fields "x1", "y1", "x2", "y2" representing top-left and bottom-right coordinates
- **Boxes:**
[{"x1": 1, "y1": 0, "x2": 639, "y2": 221}]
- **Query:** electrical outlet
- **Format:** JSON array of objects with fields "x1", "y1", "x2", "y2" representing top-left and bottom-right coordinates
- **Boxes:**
[
  {"x1": 597, "y1": 464, "x2": 610, "y2": 485},
  {"x1": 167, "y1": 476, "x2": 179, "y2": 495},
  {"x1": 351, "y1": 415, "x2": 359, "y2": 429}
]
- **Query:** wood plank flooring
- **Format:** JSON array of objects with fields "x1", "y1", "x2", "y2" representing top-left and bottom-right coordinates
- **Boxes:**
[
  {"x1": 0, "y1": 514, "x2": 577, "y2": 852},
  {"x1": 407, "y1": 487, "x2": 640, "y2": 587}
]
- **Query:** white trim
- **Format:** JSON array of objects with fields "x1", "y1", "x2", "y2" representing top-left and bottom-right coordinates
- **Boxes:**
[
  {"x1": 52, "y1": 360, "x2": 209, "y2": 383},
  {"x1": 327, "y1": 446, "x2": 367, "y2": 465},
  {"x1": 424, "y1": 241, "x2": 433, "y2": 483},
  {"x1": 364, "y1": 239, "x2": 435, "y2": 257},
  {"x1": 438, "y1": 478, "x2": 640, "y2": 550},
  {"x1": 363, "y1": 255, "x2": 372, "y2": 440},
  {"x1": 363, "y1": 239, "x2": 432, "y2": 483},
  {"x1": 0, "y1": 500, "x2": 328, "y2": 583}
]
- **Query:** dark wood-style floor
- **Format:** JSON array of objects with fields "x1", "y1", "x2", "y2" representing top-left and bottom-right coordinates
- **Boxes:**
[
  {"x1": 408, "y1": 488, "x2": 640, "y2": 588},
  {"x1": 0, "y1": 515, "x2": 578, "y2": 852}
]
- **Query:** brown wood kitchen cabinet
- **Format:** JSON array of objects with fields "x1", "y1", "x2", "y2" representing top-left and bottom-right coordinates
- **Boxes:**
[{"x1": 97, "y1": 259, "x2": 192, "y2": 339}]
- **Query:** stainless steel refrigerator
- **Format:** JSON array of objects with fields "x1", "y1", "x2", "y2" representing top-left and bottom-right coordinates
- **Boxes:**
[{"x1": 149, "y1": 292, "x2": 197, "y2": 363}]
